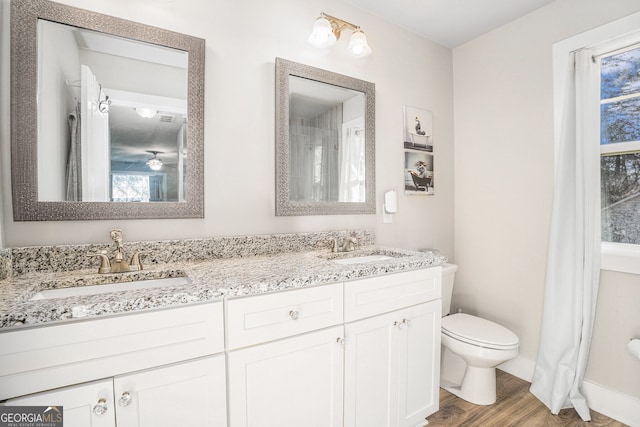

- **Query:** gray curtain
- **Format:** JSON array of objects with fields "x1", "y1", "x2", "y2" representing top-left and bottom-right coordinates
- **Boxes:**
[
  {"x1": 149, "y1": 175, "x2": 165, "y2": 201},
  {"x1": 65, "y1": 102, "x2": 82, "y2": 201}
]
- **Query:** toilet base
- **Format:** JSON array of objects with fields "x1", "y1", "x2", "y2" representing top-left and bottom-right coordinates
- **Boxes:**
[{"x1": 443, "y1": 366, "x2": 497, "y2": 406}]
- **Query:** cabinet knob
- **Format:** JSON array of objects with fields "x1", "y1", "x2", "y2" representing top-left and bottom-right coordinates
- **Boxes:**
[
  {"x1": 336, "y1": 337, "x2": 346, "y2": 346},
  {"x1": 289, "y1": 310, "x2": 300, "y2": 320},
  {"x1": 393, "y1": 319, "x2": 409, "y2": 329},
  {"x1": 402, "y1": 318, "x2": 411, "y2": 326},
  {"x1": 118, "y1": 391, "x2": 132, "y2": 407},
  {"x1": 92, "y1": 398, "x2": 108, "y2": 416}
]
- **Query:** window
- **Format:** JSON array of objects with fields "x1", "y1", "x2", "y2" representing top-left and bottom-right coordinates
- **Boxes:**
[
  {"x1": 553, "y1": 12, "x2": 640, "y2": 274},
  {"x1": 111, "y1": 173, "x2": 166, "y2": 202},
  {"x1": 600, "y1": 46, "x2": 640, "y2": 245},
  {"x1": 112, "y1": 174, "x2": 151, "y2": 202}
]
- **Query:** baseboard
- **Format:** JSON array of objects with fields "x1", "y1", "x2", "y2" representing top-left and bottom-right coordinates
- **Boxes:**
[
  {"x1": 583, "y1": 380, "x2": 640, "y2": 427},
  {"x1": 497, "y1": 355, "x2": 640, "y2": 426},
  {"x1": 498, "y1": 355, "x2": 535, "y2": 382}
]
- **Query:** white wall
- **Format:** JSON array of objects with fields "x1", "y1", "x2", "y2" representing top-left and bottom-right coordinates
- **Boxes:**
[
  {"x1": 453, "y1": 0, "x2": 640, "y2": 403},
  {"x1": 0, "y1": 0, "x2": 7, "y2": 248},
  {"x1": 0, "y1": 0, "x2": 454, "y2": 257},
  {"x1": 80, "y1": 50, "x2": 187, "y2": 99},
  {"x1": 37, "y1": 20, "x2": 80, "y2": 201}
]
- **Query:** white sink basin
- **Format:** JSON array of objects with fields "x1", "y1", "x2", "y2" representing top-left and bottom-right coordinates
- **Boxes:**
[
  {"x1": 30, "y1": 276, "x2": 190, "y2": 301},
  {"x1": 332, "y1": 254, "x2": 394, "y2": 265}
]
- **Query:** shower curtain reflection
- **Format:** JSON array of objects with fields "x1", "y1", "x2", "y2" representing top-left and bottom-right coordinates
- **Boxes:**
[
  {"x1": 289, "y1": 104, "x2": 342, "y2": 202},
  {"x1": 339, "y1": 118, "x2": 366, "y2": 202},
  {"x1": 65, "y1": 102, "x2": 82, "y2": 201},
  {"x1": 149, "y1": 175, "x2": 165, "y2": 201}
]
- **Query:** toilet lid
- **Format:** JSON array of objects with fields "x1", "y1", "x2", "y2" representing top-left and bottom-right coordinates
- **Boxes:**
[{"x1": 442, "y1": 313, "x2": 519, "y2": 349}]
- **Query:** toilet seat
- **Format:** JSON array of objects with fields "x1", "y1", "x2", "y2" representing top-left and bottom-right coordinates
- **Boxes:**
[{"x1": 442, "y1": 313, "x2": 519, "y2": 350}]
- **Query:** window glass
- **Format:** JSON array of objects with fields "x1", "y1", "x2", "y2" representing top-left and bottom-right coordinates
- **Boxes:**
[
  {"x1": 601, "y1": 98, "x2": 640, "y2": 144},
  {"x1": 600, "y1": 46, "x2": 640, "y2": 244},
  {"x1": 600, "y1": 47, "x2": 640, "y2": 99},
  {"x1": 601, "y1": 152, "x2": 640, "y2": 243},
  {"x1": 112, "y1": 174, "x2": 151, "y2": 202}
]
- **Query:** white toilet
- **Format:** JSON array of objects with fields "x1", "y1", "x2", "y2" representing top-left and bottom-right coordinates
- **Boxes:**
[{"x1": 440, "y1": 263, "x2": 519, "y2": 405}]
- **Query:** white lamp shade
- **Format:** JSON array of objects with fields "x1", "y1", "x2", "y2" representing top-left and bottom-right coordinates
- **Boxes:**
[
  {"x1": 308, "y1": 17, "x2": 336, "y2": 48},
  {"x1": 347, "y1": 30, "x2": 371, "y2": 58},
  {"x1": 147, "y1": 157, "x2": 162, "y2": 171}
]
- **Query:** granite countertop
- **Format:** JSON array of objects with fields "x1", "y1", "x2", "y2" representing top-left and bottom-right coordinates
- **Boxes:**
[{"x1": 0, "y1": 246, "x2": 447, "y2": 331}]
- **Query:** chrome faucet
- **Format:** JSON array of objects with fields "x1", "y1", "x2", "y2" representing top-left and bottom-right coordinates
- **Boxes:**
[
  {"x1": 330, "y1": 234, "x2": 358, "y2": 253},
  {"x1": 87, "y1": 229, "x2": 147, "y2": 274}
]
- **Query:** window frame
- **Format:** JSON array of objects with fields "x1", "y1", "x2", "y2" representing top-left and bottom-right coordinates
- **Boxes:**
[{"x1": 599, "y1": 47, "x2": 640, "y2": 256}]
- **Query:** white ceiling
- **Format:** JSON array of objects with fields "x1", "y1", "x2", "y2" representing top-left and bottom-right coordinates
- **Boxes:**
[{"x1": 342, "y1": 0, "x2": 557, "y2": 48}]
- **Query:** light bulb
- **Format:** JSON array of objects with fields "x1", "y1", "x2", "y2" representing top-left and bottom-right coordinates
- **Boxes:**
[
  {"x1": 348, "y1": 29, "x2": 371, "y2": 58},
  {"x1": 308, "y1": 16, "x2": 336, "y2": 48}
]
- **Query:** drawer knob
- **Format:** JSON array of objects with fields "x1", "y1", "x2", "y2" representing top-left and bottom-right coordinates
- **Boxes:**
[
  {"x1": 394, "y1": 320, "x2": 404, "y2": 330},
  {"x1": 289, "y1": 310, "x2": 300, "y2": 320},
  {"x1": 118, "y1": 391, "x2": 132, "y2": 407},
  {"x1": 92, "y1": 398, "x2": 108, "y2": 416}
]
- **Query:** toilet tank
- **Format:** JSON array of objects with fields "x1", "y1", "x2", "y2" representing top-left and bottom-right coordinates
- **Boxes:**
[{"x1": 441, "y1": 263, "x2": 458, "y2": 316}]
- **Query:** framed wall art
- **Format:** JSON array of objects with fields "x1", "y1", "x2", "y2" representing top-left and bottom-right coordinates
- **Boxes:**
[
  {"x1": 404, "y1": 151, "x2": 434, "y2": 195},
  {"x1": 403, "y1": 105, "x2": 432, "y2": 152}
]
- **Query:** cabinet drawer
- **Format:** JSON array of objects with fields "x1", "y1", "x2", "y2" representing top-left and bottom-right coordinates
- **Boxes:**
[
  {"x1": 344, "y1": 267, "x2": 441, "y2": 322},
  {"x1": 226, "y1": 283, "x2": 343, "y2": 350},
  {"x1": 0, "y1": 302, "x2": 224, "y2": 400}
]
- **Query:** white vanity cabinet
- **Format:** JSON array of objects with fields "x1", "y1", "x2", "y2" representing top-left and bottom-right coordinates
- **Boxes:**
[
  {"x1": 1, "y1": 263, "x2": 443, "y2": 426},
  {"x1": 343, "y1": 268, "x2": 442, "y2": 427},
  {"x1": 226, "y1": 268, "x2": 441, "y2": 427},
  {"x1": 0, "y1": 302, "x2": 227, "y2": 426},
  {"x1": 6, "y1": 355, "x2": 227, "y2": 427},
  {"x1": 226, "y1": 283, "x2": 345, "y2": 427}
]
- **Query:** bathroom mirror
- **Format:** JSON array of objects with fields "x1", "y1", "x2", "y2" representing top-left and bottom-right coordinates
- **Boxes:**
[
  {"x1": 275, "y1": 58, "x2": 375, "y2": 216},
  {"x1": 11, "y1": 0, "x2": 205, "y2": 220}
]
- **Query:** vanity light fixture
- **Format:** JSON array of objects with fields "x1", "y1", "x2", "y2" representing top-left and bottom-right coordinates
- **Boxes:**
[
  {"x1": 146, "y1": 151, "x2": 163, "y2": 171},
  {"x1": 136, "y1": 107, "x2": 157, "y2": 119},
  {"x1": 308, "y1": 12, "x2": 372, "y2": 58}
]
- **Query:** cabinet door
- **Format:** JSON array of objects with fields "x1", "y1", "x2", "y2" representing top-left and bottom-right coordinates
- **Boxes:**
[
  {"x1": 344, "y1": 302, "x2": 441, "y2": 427},
  {"x1": 228, "y1": 325, "x2": 344, "y2": 427},
  {"x1": 397, "y1": 301, "x2": 441, "y2": 427},
  {"x1": 114, "y1": 355, "x2": 226, "y2": 427},
  {"x1": 344, "y1": 310, "x2": 400, "y2": 427},
  {"x1": 6, "y1": 379, "x2": 115, "y2": 427}
]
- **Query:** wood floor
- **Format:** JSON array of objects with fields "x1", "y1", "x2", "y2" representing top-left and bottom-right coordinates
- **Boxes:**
[{"x1": 425, "y1": 369, "x2": 628, "y2": 427}]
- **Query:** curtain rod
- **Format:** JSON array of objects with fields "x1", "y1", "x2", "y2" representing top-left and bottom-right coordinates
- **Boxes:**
[{"x1": 591, "y1": 39, "x2": 640, "y2": 62}]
